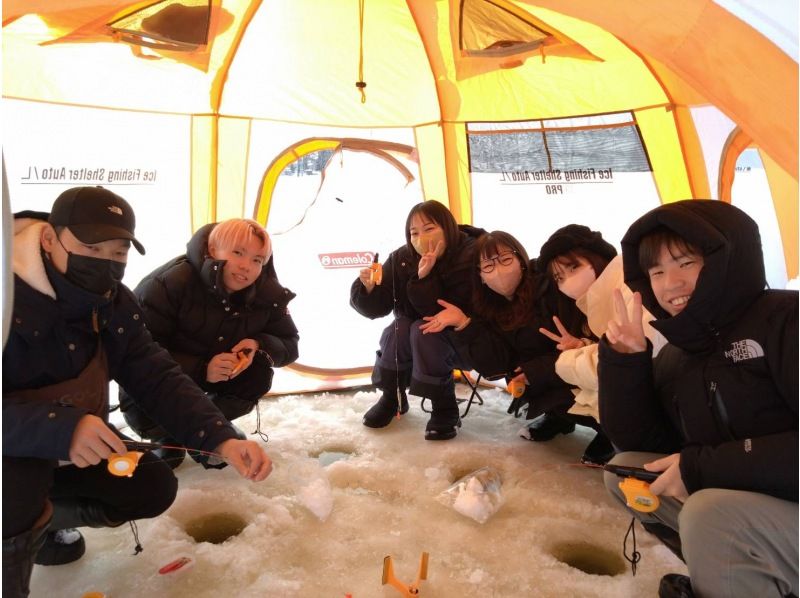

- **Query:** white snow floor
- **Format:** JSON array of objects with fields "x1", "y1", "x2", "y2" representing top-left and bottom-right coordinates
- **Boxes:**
[{"x1": 30, "y1": 385, "x2": 687, "y2": 597}]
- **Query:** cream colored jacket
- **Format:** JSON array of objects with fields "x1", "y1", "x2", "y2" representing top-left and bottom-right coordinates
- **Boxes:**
[{"x1": 555, "y1": 256, "x2": 666, "y2": 422}]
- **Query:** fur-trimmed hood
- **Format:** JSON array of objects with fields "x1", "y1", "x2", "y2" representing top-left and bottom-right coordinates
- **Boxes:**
[{"x1": 12, "y1": 212, "x2": 56, "y2": 299}]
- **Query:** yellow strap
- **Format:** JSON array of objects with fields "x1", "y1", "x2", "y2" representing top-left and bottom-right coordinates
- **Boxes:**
[{"x1": 357, "y1": 0, "x2": 366, "y2": 103}]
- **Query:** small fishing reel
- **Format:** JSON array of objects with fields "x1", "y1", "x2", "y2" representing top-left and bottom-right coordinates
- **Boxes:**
[
  {"x1": 107, "y1": 451, "x2": 144, "y2": 477},
  {"x1": 618, "y1": 478, "x2": 660, "y2": 512}
]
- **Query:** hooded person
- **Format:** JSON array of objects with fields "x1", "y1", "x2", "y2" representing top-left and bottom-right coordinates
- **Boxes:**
[
  {"x1": 119, "y1": 218, "x2": 299, "y2": 467},
  {"x1": 3, "y1": 187, "x2": 272, "y2": 598},
  {"x1": 598, "y1": 200, "x2": 798, "y2": 598}
]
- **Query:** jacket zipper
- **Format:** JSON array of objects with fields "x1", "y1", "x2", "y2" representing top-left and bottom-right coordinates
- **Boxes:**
[{"x1": 708, "y1": 380, "x2": 736, "y2": 440}]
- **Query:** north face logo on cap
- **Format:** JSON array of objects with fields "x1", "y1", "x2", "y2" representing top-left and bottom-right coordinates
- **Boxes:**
[
  {"x1": 723, "y1": 339, "x2": 764, "y2": 363},
  {"x1": 107, "y1": 206, "x2": 123, "y2": 216}
]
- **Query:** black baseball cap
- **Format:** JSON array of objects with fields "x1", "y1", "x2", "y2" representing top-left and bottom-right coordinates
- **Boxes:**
[{"x1": 48, "y1": 186, "x2": 145, "y2": 254}]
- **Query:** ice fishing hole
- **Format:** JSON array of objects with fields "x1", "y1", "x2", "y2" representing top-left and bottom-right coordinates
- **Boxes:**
[
  {"x1": 310, "y1": 446, "x2": 356, "y2": 467},
  {"x1": 550, "y1": 541, "x2": 626, "y2": 576},
  {"x1": 184, "y1": 512, "x2": 247, "y2": 545}
]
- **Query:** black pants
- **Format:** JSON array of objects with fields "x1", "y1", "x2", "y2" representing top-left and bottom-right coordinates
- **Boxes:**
[
  {"x1": 120, "y1": 352, "x2": 274, "y2": 439},
  {"x1": 2, "y1": 452, "x2": 177, "y2": 538}
]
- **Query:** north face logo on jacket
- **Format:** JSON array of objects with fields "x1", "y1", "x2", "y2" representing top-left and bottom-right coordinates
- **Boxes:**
[{"x1": 723, "y1": 339, "x2": 765, "y2": 363}]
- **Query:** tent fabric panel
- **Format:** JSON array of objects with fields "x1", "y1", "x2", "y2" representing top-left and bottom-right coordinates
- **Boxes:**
[
  {"x1": 410, "y1": 1, "x2": 671, "y2": 123},
  {"x1": 3, "y1": 10, "x2": 233, "y2": 114},
  {"x1": 671, "y1": 105, "x2": 711, "y2": 198},
  {"x1": 413, "y1": 124, "x2": 450, "y2": 206},
  {"x1": 523, "y1": 0, "x2": 798, "y2": 179},
  {"x1": 634, "y1": 106, "x2": 692, "y2": 203},
  {"x1": 442, "y1": 122, "x2": 473, "y2": 223},
  {"x1": 220, "y1": 0, "x2": 441, "y2": 126},
  {"x1": 759, "y1": 150, "x2": 798, "y2": 280},
  {"x1": 190, "y1": 115, "x2": 217, "y2": 230},
  {"x1": 215, "y1": 116, "x2": 251, "y2": 221}
]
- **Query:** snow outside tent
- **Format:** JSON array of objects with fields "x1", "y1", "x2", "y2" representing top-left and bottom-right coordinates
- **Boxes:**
[{"x1": 2, "y1": 0, "x2": 798, "y2": 396}]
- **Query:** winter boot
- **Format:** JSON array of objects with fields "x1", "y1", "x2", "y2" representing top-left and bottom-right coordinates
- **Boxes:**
[
  {"x1": 580, "y1": 430, "x2": 616, "y2": 466},
  {"x1": 34, "y1": 528, "x2": 85, "y2": 566},
  {"x1": 424, "y1": 383, "x2": 461, "y2": 441},
  {"x1": 524, "y1": 412, "x2": 575, "y2": 442},
  {"x1": 658, "y1": 574, "x2": 695, "y2": 597},
  {"x1": 363, "y1": 367, "x2": 410, "y2": 428},
  {"x1": 3, "y1": 501, "x2": 52, "y2": 597},
  {"x1": 35, "y1": 498, "x2": 123, "y2": 566}
]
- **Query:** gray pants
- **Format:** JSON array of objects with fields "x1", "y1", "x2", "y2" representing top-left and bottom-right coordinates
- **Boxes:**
[{"x1": 604, "y1": 452, "x2": 798, "y2": 597}]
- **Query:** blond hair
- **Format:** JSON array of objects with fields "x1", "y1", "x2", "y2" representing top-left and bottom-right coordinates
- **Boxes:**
[{"x1": 208, "y1": 218, "x2": 272, "y2": 261}]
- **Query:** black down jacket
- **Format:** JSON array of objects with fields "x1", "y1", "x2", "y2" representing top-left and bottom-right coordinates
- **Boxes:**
[
  {"x1": 406, "y1": 224, "x2": 485, "y2": 317},
  {"x1": 132, "y1": 223, "x2": 299, "y2": 386},
  {"x1": 350, "y1": 224, "x2": 485, "y2": 320},
  {"x1": 349, "y1": 244, "x2": 421, "y2": 321},
  {"x1": 598, "y1": 200, "x2": 798, "y2": 501}
]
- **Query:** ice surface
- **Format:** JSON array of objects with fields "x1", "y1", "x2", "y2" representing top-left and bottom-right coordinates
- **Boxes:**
[{"x1": 30, "y1": 386, "x2": 686, "y2": 597}]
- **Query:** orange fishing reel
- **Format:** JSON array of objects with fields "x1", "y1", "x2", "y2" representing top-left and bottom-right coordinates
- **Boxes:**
[
  {"x1": 107, "y1": 451, "x2": 144, "y2": 477},
  {"x1": 369, "y1": 252, "x2": 383, "y2": 285},
  {"x1": 507, "y1": 379, "x2": 525, "y2": 398}
]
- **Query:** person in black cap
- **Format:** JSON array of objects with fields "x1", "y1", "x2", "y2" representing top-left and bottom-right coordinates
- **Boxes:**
[
  {"x1": 3, "y1": 186, "x2": 273, "y2": 598},
  {"x1": 599, "y1": 200, "x2": 797, "y2": 597}
]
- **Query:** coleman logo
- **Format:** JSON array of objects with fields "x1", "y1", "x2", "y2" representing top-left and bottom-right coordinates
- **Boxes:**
[
  {"x1": 723, "y1": 339, "x2": 764, "y2": 363},
  {"x1": 107, "y1": 205, "x2": 123, "y2": 215},
  {"x1": 319, "y1": 251, "x2": 376, "y2": 269}
]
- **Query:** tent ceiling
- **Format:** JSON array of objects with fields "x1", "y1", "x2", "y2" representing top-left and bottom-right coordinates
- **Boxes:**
[{"x1": 3, "y1": 0, "x2": 797, "y2": 176}]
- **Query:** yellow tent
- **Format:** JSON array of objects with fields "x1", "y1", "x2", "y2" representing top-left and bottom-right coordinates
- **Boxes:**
[{"x1": 3, "y1": 0, "x2": 797, "y2": 389}]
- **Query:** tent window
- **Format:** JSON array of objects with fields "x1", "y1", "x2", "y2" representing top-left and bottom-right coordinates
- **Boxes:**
[
  {"x1": 460, "y1": 0, "x2": 551, "y2": 56},
  {"x1": 281, "y1": 150, "x2": 334, "y2": 176},
  {"x1": 109, "y1": 0, "x2": 212, "y2": 50},
  {"x1": 467, "y1": 115, "x2": 651, "y2": 173}
]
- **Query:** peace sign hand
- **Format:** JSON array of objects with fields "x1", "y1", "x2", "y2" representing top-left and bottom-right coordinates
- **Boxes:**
[
  {"x1": 538, "y1": 316, "x2": 584, "y2": 351},
  {"x1": 418, "y1": 240, "x2": 444, "y2": 280},
  {"x1": 605, "y1": 289, "x2": 647, "y2": 353}
]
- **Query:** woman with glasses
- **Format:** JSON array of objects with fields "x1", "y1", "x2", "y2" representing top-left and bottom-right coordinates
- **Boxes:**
[
  {"x1": 350, "y1": 200, "x2": 484, "y2": 440},
  {"x1": 425, "y1": 230, "x2": 576, "y2": 442}
]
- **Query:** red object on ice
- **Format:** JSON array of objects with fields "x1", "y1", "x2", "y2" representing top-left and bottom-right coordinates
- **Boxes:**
[{"x1": 158, "y1": 556, "x2": 193, "y2": 575}]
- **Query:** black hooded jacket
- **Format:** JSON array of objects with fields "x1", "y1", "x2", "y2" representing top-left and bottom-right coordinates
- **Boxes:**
[
  {"x1": 132, "y1": 223, "x2": 299, "y2": 386},
  {"x1": 598, "y1": 200, "x2": 798, "y2": 501}
]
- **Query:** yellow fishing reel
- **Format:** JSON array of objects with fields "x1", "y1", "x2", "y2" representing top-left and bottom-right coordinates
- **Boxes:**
[
  {"x1": 604, "y1": 464, "x2": 661, "y2": 513},
  {"x1": 618, "y1": 478, "x2": 660, "y2": 513}
]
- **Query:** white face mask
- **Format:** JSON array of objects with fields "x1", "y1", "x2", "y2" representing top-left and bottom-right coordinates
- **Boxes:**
[
  {"x1": 557, "y1": 263, "x2": 596, "y2": 300},
  {"x1": 481, "y1": 260, "x2": 523, "y2": 299}
]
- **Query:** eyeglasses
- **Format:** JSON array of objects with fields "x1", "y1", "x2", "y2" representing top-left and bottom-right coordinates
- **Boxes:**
[{"x1": 479, "y1": 251, "x2": 518, "y2": 273}]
